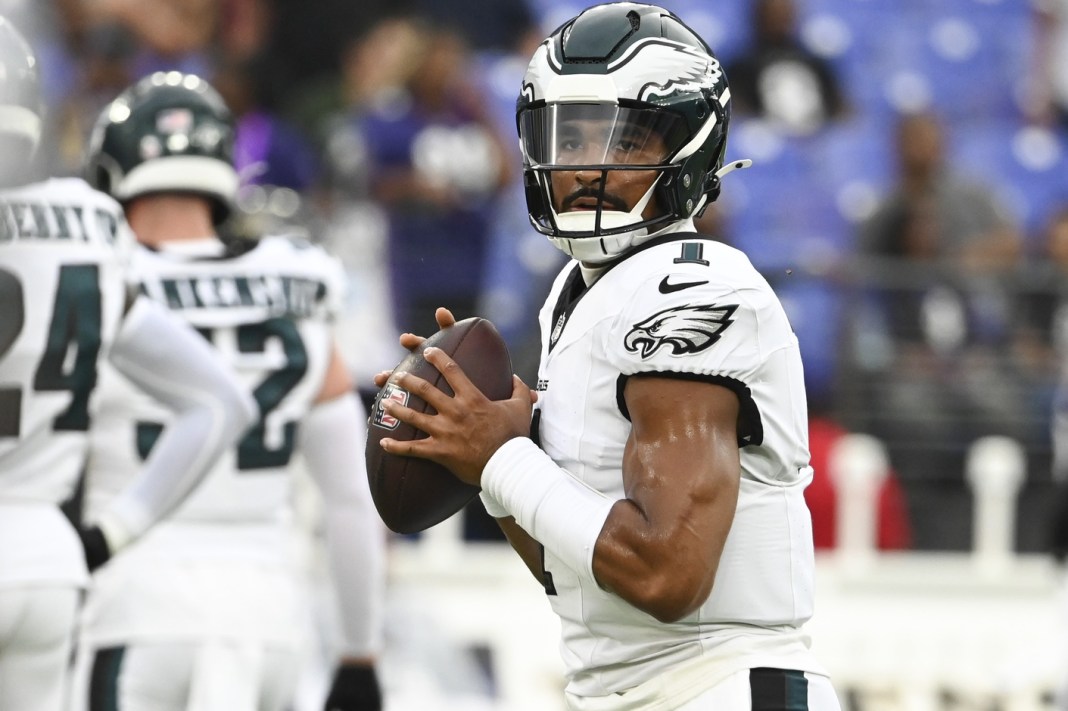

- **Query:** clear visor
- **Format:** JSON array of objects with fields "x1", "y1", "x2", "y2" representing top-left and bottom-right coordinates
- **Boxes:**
[{"x1": 520, "y1": 103, "x2": 687, "y2": 168}]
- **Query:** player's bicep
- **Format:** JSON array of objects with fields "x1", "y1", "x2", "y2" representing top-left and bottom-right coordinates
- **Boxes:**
[
  {"x1": 591, "y1": 375, "x2": 741, "y2": 619},
  {"x1": 621, "y1": 375, "x2": 741, "y2": 530}
]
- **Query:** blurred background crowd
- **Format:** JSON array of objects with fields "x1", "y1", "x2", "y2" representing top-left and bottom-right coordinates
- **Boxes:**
[{"x1": 7, "y1": 0, "x2": 1068, "y2": 554}]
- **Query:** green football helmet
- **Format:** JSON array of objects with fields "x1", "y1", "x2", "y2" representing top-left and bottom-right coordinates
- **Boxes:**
[
  {"x1": 87, "y1": 72, "x2": 239, "y2": 223},
  {"x1": 517, "y1": 2, "x2": 748, "y2": 263}
]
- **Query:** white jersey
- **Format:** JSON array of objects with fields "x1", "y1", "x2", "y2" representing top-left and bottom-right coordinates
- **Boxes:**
[
  {"x1": 86, "y1": 235, "x2": 343, "y2": 529},
  {"x1": 535, "y1": 234, "x2": 822, "y2": 697},
  {"x1": 0, "y1": 178, "x2": 132, "y2": 587},
  {"x1": 80, "y1": 235, "x2": 343, "y2": 643},
  {"x1": 0, "y1": 178, "x2": 132, "y2": 503}
]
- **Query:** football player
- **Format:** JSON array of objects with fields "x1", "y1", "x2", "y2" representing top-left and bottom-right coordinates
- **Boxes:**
[
  {"x1": 69, "y1": 73, "x2": 386, "y2": 711},
  {"x1": 374, "y1": 3, "x2": 842, "y2": 709},
  {"x1": 0, "y1": 17, "x2": 257, "y2": 711}
]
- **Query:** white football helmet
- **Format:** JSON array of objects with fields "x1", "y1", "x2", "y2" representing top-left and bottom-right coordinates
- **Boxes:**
[{"x1": 517, "y1": 2, "x2": 743, "y2": 263}]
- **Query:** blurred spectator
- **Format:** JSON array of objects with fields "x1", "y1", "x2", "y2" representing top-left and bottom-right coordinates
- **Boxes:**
[
  {"x1": 860, "y1": 111, "x2": 1022, "y2": 273},
  {"x1": 473, "y1": 13, "x2": 565, "y2": 388},
  {"x1": 1045, "y1": 207, "x2": 1068, "y2": 711},
  {"x1": 83, "y1": 0, "x2": 217, "y2": 58},
  {"x1": 1030, "y1": 0, "x2": 1068, "y2": 128},
  {"x1": 212, "y1": 53, "x2": 322, "y2": 264},
  {"x1": 50, "y1": 24, "x2": 135, "y2": 174},
  {"x1": 849, "y1": 111, "x2": 1030, "y2": 540},
  {"x1": 357, "y1": 22, "x2": 511, "y2": 338},
  {"x1": 1015, "y1": 206, "x2": 1068, "y2": 375},
  {"x1": 218, "y1": 0, "x2": 273, "y2": 64},
  {"x1": 335, "y1": 17, "x2": 516, "y2": 544},
  {"x1": 1049, "y1": 312, "x2": 1068, "y2": 564},
  {"x1": 213, "y1": 57, "x2": 320, "y2": 192},
  {"x1": 313, "y1": 17, "x2": 426, "y2": 409},
  {"x1": 335, "y1": 16, "x2": 424, "y2": 118},
  {"x1": 251, "y1": 0, "x2": 412, "y2": 130},
  {"x1": 411, "y1": 0, "x2": 539, "y2": 55},
  {"x1": 79, "y1": 0, "x2": 217, "y2": 77},
  {"x1": 725, "y1": 0, "x2": 848, "y2": 135},
  {"x1": 45, "y1": 0, "x2": 223, "y2": 174},
  {"x1": 1009, "y1": 208, "x2": 1068, "y2": 478}
]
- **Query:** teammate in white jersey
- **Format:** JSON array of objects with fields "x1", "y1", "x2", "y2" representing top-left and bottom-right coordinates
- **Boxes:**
[
  {"x1": 374, "y1": 4, "x2": 841, "y2": 709},
  {"x1": 69, "y1": 73, "x2": 386, "y2": 711},
  {"x1": 0, "y1": 17, "x2": 257, "y2": 711}
]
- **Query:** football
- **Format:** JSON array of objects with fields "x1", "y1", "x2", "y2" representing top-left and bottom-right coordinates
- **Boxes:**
[{"x1": 365, "y1": 317, "x2": 514, "y2": 534}]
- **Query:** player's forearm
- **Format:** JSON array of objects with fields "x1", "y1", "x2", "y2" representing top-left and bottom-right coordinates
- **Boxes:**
[
  {"x1": 481, "y1": 438, "x2": 613, "y2": 581},
  {"x1": 300, "y1": 391, "x2": 387, "y2": 656},
  {"x1": 322, "y1": 505, "x2": 386, "y2": 656},
  {"x1": 592, "y1": 499, "x2": 726, "y2": 623},
  {"x1": 101, "y1": 296, "x2": 257, "y2": 545}
]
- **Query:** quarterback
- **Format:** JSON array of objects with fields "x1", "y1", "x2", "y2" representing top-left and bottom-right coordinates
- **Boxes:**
[
  {"x1": 377, "y1": 3, "x2": 841, "y2": 710},
  {"x1": 0, "y1": 17, "x2": 256, "y2": 711}
]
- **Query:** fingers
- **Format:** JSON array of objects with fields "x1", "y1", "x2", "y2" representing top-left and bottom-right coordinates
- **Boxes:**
[
  {"x1": 379, "y1": 435, "x2": 422, "y2": 456},
  {"x1": 511, "y1": 374, "x2": 535, "y2": 405},
  {"x1": 435, "y1": 307, "x2": 457, "y2": 329},
  {"x1": 398, "y1": 332, "x2": 425, "y2": 351},
  {"x1": 391, "y1": 364, "x2": 455, "y2": 414},
  {"x1": 379, "y1": 390, "x2": 437, "y2": 435},
  {"x1": 382, "y1": 347, "x2": 490, "y2": 431},
  {"x1": 397, "y1": 308, "x2": 456, "y2": 353},
  {"x1": 422, "y1": 346, "x2": 477, "y2": 398}
]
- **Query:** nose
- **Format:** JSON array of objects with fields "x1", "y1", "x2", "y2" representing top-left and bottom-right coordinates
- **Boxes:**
[{"x1": 574, "y1": 167, "x2": 602, "y2": 187}]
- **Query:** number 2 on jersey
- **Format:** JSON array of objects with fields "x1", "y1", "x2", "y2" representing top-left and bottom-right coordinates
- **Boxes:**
[
  {"x1": 236, "y1": 318, "x2": 308, "y2": 470},
  {"x1": 137, "y1": 317, "x2": 308, "y2": 470}
]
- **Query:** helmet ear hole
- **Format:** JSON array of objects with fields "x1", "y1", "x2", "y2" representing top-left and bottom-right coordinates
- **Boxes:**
[
  {"x1": 93, "y1": 166, "x2": 111, "y2": 196},
  {"x1": 86, "y1": 151, "x2": 124, "y2": 197}
]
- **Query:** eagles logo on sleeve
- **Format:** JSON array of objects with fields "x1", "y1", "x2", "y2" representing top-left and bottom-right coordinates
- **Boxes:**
[{"x1": 624, "y1": 304, "x2": 738, "y2": 359}]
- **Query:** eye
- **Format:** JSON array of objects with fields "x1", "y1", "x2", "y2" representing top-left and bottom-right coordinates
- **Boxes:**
[
  {"x1": 612, "y1": 131, "x2": 655, "y2": 163},
  {"x1": 558, "y1": 137, "x2": 582, "y2": 152}
]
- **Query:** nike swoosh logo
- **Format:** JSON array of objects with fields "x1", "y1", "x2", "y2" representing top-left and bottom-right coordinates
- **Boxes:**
[{"x1": 658, "y1": 277, "x2": 709, "y2": 294}]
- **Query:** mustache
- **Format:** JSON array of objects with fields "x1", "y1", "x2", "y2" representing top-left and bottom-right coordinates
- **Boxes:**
[{"x1": 561, "y1": 187, "x2": 628, "y2": 212}]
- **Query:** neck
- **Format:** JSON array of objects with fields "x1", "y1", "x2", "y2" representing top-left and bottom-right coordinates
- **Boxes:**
[{"x1": 125, "y1": 194, "x2": 217, "y2": 248}]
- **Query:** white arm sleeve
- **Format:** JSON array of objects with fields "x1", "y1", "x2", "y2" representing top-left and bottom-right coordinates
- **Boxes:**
[
  {"x1": 300, "y1": 391, "x2": 386, "y2": 658},
  {"x1": 482, "y1": 437, "x2": 615, "y2": 579},
  {"x1": 99, "y1": 296, "x2": 258, "y2": 549}
]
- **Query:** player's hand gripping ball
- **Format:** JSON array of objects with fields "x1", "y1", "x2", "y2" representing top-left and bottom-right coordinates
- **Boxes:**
[{"x1": 365, "y1": 317, "x2": 513, "y2": 534}]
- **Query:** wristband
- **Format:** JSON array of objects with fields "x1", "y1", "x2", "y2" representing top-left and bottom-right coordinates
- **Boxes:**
[
  {"x1": 97, "y1": 513, "x2": 136, "y2": 554},
  {"x1": 482, "y1": 438, "x2": 614, "y2": 579},
  {"x1": 478, "y1": 489, "x2": 509, "y2": 519}
]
